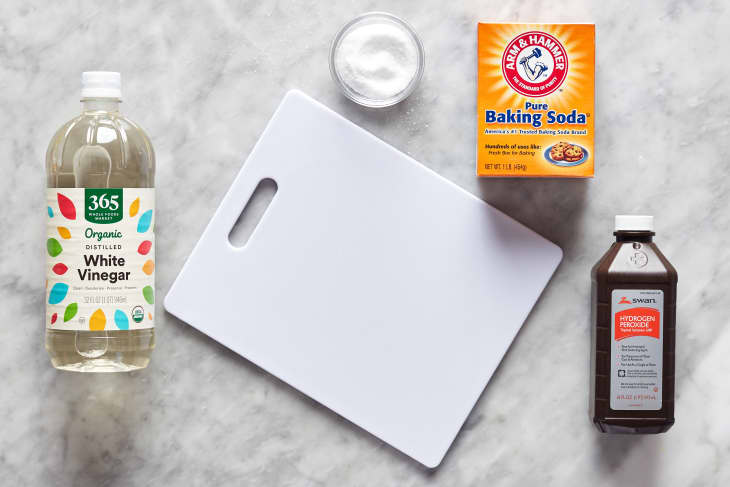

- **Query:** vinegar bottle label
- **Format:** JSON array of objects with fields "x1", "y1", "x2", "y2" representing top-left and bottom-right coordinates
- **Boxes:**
[{"x1": 45, "y1": 188, "x2": 155, "y2": 331}]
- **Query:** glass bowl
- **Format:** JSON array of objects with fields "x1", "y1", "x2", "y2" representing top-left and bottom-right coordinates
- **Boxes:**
[{"x1": 329, "y1": 12, "x2": 425, "y2": 108}]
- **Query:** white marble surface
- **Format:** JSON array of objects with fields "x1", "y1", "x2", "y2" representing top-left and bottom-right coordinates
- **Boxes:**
[{"x1": 1, "y1": 0, "x2": 729, "y2": 485}]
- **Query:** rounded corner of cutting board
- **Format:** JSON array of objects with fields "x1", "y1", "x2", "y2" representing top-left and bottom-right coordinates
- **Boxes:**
[
  {"x1": 550, "y1": 241, "x2": 564, "y2": 265},
  {"x1": 420, "y1": 451, "x2": 447, "y2": 470},
  {"x1": 283, "y1": 88, "x2": 307, "y2": 100}
]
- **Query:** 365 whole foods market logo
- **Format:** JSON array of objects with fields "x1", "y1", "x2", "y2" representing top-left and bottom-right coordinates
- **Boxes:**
[
  {"x1": 85, "y1": 188, "x2": 123, "y2": 224},
  {"x1": 502, "y1": 31, "x2": 568, "y2": 97}
]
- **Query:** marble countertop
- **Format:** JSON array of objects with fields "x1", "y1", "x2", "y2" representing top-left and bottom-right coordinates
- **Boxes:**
[{"x1": 2, "y1": 0, "x2": 729, "y2": 485}]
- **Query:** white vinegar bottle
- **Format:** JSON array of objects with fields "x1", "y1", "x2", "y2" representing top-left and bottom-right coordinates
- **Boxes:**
[{"x1": 45, "y1": 72, "x2": 155, "y2": 371}]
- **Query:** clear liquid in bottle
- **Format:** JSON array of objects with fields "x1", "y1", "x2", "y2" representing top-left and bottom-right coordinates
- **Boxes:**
[{"x1": 45, "y1": 72, "x2": 155, "y2": 372}]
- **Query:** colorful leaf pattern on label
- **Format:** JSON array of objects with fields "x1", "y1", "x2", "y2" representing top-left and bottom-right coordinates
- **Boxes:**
[
  {"x1": 114, "y1": 309, "x2": 129, "y2": 330},
  {"x1": 138, "y1": 240, "x2": 152, "y2": 255},
  {"x1": 89, "y1": 308, "x2": 106, "y2": 330},
  {"x1": 142, "y1": 260, "x2": 155, "y2": 275},
  {"x1": 63, "y1": 303, "x2": 78, "y2": 322},
  {"x1": 57, "y1": 192, "x2": 76, "y2": 219},
  {"x1": 129, "y1": 197, "x2": 140, "y2": 217},
  {"x1": 48, "y1": 283, "x2": 69, "y2": 304},
  {"x1": 137, "y1": 209, "x2": 153, "y2": 233},
  {"x1": 47, "y1": 238, "x2": 63, "y2": 257},
  {"x1": 143, "y1": 286, "x2": 154, "y2": 305},
  {"x1": 46, "y1": 188, "x2": 155, "y2": 330}
]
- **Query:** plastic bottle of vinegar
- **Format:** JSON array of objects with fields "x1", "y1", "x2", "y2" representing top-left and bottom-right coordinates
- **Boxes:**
[{"x1": 45, "y1": 72, "x2": 155, "y2": 372}]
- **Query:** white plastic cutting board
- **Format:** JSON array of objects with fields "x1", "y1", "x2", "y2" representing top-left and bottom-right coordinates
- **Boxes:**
[{"x1": 164, "y1": 90, "x2": 562, "y2": 468}]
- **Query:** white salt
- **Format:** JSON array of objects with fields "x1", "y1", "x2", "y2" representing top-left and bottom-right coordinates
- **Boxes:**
[{"x1": 334, "y1": 20, "x2": 419, "y2": 101}]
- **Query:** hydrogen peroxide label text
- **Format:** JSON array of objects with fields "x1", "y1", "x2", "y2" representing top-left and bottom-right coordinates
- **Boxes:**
[{"x1": 610, "y1": 289, "x2": 664, "y2": 411}]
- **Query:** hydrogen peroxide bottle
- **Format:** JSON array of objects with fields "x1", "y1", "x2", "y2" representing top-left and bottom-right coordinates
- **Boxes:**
[
  {"x1": 591, "y1": 215, "x2": 677, "y2": 433},
  {"x1": 45, "y1": 72, "x2": 155, "y2": 371}
]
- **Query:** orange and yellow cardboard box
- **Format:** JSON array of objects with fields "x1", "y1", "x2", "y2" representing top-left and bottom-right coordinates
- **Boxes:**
[{"x1": 477, "y1": 23, "x2": 595, "y2": 177}]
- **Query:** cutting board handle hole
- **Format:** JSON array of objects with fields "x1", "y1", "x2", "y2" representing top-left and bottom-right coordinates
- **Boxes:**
[{"x1": 228, "y1": 178, "x2": 278, "y2": 248}]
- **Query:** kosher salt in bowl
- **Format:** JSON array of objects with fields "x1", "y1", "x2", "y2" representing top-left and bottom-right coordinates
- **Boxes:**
[{"x1": 329, "y1": 12, "x2": 425, "y2": 108}]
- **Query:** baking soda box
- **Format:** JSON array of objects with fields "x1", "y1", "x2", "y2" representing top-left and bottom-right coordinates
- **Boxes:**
[{"x1": 477, "y1": 23, "x2": 595, "y2": 177}]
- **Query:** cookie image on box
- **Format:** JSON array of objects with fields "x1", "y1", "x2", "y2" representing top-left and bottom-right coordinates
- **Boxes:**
[
  {"x1": 544, "y1": 142, "x2": 588, "y2": 167},
  {"x1": 549, "y1": 146, "x2": 566, "y2": 161},
  {"x1": 563, "y1": 145, "x2": 583, "y2": 162}
]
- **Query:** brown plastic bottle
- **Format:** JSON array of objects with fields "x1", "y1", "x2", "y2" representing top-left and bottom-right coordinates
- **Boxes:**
[{"x1": 591, "y1": 215, "x2": 677, "y2": 433}]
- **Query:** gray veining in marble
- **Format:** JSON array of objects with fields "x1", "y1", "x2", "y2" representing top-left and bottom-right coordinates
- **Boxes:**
[{"x1": 1, "y1": 0, "x2": 729, "y2": 485}]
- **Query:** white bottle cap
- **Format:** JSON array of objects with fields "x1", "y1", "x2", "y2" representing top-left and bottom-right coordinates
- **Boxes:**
[
  {"x1": 615, "y1": 215, "x2": 654, "y2": 232},
  {"x1": 81, "y1": 71, "x2": 121, "y2": 99}
]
